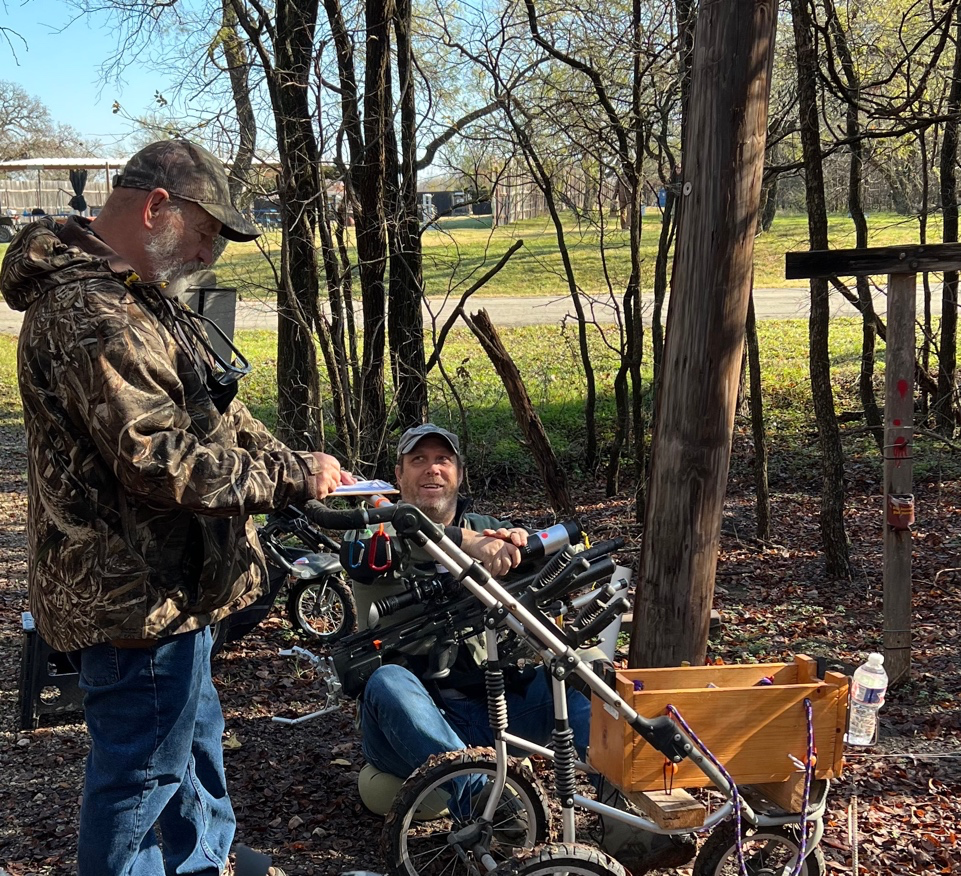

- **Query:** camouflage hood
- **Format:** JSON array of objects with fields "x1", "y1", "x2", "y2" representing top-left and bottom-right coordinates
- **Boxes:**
[
  {"x1": 1, "y1": 217, "x2": 134, "y2": 313},
  {"x1": 4, "y1": 216, "x2": 323, "y2": 651}
]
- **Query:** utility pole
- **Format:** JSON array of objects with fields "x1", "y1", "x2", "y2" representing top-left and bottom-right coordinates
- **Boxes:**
[{"x1": 630, "y1": 0, "x2": 779, "y2": 668}]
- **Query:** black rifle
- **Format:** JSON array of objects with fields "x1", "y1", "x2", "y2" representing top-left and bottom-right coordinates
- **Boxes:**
[{"x1": 326, "y1": 537, "x2": 626, "y2": 700}]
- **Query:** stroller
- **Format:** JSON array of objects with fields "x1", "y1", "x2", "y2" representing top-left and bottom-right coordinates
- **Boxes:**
[{"x1": 280, "y1": 497, "x2": 838, "y2": 876}]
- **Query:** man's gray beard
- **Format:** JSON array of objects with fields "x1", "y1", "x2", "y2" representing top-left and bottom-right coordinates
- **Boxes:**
[
  {"x1": 415, "y1": 493, "x2": 457, "y2": 526},
  {"x1": 144, "y1": 209, "x2": 204, "y2": 296}
]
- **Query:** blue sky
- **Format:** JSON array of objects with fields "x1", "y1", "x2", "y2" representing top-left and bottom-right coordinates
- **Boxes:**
[{"x1": 2, "y1": 0, "x2": 180, "y2": 156}]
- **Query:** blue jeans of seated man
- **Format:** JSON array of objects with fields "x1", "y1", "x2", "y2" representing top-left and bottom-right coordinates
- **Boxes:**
[
  {"x1": 76, "y1": 627, "x2": 234, "y2": 876},
  {"x1": 360, "y1": 663, "x2": 591, "y2": 815}
]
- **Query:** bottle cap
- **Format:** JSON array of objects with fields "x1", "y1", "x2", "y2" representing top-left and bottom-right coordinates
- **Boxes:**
[{"x1": 867, "y1": 652, "x2": 884, "y2": 666}]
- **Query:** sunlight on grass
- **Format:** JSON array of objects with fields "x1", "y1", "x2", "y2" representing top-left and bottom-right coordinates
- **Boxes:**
[
  {"x1": 0, "y1": 205, "x2": 956, "y2": 486},
  {"x1": 207, "y1": 210, "x2": 945, "y2": 304},
  {"x1": 227, "y1": 316, "x2": 950, "y2": 484},
  {"x1": 0, "y1": 314, "x2": 951, "y2": 486}
]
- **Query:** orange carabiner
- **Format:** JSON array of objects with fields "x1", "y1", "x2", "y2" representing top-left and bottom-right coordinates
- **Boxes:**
[{"x1": 368, "y1": 524, "x2": 393, "y2": 572}]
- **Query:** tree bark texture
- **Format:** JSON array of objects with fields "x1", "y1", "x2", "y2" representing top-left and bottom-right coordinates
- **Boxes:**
[
  {"x1": 354, "y1": 0, "x2": 394, "y2": 473},
  {"x1": 466, "y1": 310, "x2": 574, "y2": 516},
  {"x1": 605, "y1": 0, "x2": 647, "y2": 508},
  {"x1": 219, "y1": 1, "x2": 256, "y2": 209},
  {"x1": 746, "y1": 294, "x2": 770, "y2": 540},
  {"x1": 824, "y1": 0, "x2": 883, "y2": 451},
  {"x1": 937, "y1": 6, "x2": 961, "y2": 436},
  {"x1": 387, "y1": 0, "x2": 428, "y2": 428},
  {"x1": 630, "y1": 0, "x2": 778, "y2": 668},
  {"x1": 651, "y1": 167, "x2": 678, "y2": 405},
  {"x1": 229, "y1": 0, "x2": 323, "y2": 450},
  {"x1": 791, "y1": 0, "x2": 851, "y2": 577}
]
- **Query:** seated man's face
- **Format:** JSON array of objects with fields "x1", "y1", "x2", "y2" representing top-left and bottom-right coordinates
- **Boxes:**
[{"x1": 395, "y1": 436, "x2": 463, "y2": 525}]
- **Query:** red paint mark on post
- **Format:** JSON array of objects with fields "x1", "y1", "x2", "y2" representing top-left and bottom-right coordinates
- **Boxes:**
[
  {"x1": 898, "y1": 378, "x2": 909, "y2": 398},
  {"x1": 893, "y1": 436, "x2": 909, "y2": 466}
]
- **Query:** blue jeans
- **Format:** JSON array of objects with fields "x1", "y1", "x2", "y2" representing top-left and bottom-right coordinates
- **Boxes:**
[
  {"x1": 76, "y1": 627, "x2": 234, "y2": 876},
  {"x1": 360, "y1": 663, "x2": 591, "y2": 811}
]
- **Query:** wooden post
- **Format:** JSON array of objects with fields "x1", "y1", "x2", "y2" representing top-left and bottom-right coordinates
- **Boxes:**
[
  {"x1": 786, "y1": 244, "x2": 940, "y2": 686},
  {"x1": 883, "y1": 272, "x2": 916, "y2": 684}
]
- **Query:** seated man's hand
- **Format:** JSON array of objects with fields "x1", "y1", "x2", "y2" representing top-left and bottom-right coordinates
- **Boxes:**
[
  {"x1": 481, "y1": 527, "x2": 529, "y2": 549},
  {"x1": 462, "y1": 529, "x2": 524, "y2": 578}
]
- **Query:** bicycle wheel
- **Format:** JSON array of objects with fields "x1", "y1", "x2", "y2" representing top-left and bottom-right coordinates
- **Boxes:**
[
  {"x1": 383, "y1": 747, "x2": 551, "y2": 876},
  {"x1": 286, "y1": 574, "x2": 356, "y2": 642},
  {"x1": 490, "y1": 842, "x2": 626, "y2": 876},
  {"x1": 694, "y1": 823, "x2": 826, "y2": 876}
]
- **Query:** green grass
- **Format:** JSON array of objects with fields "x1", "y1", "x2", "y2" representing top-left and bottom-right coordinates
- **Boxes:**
[
  {"x1": 7, "y1": 315, "x2": 951, "y2": 489},
  {"x1": 206, "y1": 210, "x2": 944, "y2": 301},
  {"x1": 1, "y1": 206, "x2": 956, "y2": 488},
  {"x1": 2, "y1": 306, "x2": 957, "y2": 488},
  {"x1": 0, "y1": 210, "x2": 942, "y2": 301}
]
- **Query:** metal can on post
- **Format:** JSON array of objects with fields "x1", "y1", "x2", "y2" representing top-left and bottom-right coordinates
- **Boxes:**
[{"x1": 885, "y1": 493, "x2": 914, "y2": 531}]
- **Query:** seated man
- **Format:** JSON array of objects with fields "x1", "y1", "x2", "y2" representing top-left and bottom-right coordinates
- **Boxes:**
[{"x1": 353, "y1": 424, "x2": 695, "y2": 873}]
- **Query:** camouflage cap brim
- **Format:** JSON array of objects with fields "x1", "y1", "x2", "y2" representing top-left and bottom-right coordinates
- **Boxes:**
[{"x1": 199, "y1": 200, "x2": 260, "y2": 242}]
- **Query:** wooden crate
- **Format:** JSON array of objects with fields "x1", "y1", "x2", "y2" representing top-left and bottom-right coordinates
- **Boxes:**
[{"x1": 589, "y1": 655, "x2": 848, "y2": 792}]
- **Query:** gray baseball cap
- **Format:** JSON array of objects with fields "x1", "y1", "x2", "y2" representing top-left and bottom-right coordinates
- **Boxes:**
[
  {"x1": 113, "y1": 139, "x2": 260, "y2": 242},
  {"x1": 397, "y1": 423, "x2": 461, "y2": 457}
]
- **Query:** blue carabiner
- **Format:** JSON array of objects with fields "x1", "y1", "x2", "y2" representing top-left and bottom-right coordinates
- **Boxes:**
[{"x1": 346, "y1": 538, "x2": 366, "y2": 570}]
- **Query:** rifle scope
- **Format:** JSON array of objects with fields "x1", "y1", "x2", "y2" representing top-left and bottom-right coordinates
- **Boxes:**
[{"x1": 516, "y1": 520, "x2": 583, "y2": 562}]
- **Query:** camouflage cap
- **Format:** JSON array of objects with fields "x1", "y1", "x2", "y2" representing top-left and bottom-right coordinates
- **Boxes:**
[
  {"x1": 397, "y1": 423, "x2": 461, "y2": 457},
  {"x1": 113, "y1": 139, "x2": 260, "y2": 242}
]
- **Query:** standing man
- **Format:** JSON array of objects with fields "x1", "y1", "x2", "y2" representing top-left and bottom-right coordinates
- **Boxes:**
[{"x1": 0, "y1": 140, "x2": 350, "y2": 876}]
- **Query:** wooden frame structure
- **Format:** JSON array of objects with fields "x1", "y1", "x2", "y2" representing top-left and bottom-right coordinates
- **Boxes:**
[{"x1": 786, "y1": 243, "x2": 961, "y2": 683}]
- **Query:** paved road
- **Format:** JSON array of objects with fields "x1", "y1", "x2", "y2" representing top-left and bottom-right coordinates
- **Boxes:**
[{"x1": 0, "y1": 285, "x2": 911, "y2": 335}]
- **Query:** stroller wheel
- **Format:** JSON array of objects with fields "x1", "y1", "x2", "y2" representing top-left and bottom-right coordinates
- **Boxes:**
[
  {"x1": 286, "y1": 574, "x2": 356, "y2": 642},
  {"x1": 383, "y1": 747, "x2": 551, "y2": 876},
  {"x1": 489, "y1": 842, "x2": 626, "y2": 876},
  {"x1": 693, "y1": 824, "x2": 826, "y2": 876}
]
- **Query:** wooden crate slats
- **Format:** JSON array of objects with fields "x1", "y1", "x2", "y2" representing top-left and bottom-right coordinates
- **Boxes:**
[{"x1": 588, "y1": 655, "x2": 848, "y2": 794}]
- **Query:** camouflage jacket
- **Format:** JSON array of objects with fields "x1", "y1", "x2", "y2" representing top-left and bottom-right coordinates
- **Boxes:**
[{"x1": 0, "y1": 217, "x2": 323, "y2": 652}]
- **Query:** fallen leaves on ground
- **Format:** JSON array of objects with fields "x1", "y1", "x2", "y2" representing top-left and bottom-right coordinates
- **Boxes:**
[{"x1": 0, "y1": 425, "x2": 958, "y2": 874}]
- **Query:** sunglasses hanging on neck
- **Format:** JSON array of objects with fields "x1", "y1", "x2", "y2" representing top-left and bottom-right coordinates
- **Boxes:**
[{"x1": 158, "y1": 297, "x2": 252, "y2": 413}]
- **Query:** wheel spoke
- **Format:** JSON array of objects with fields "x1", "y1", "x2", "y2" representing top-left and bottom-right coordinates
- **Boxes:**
[{"x1": 386, "y1": 756, "x2": 550, "y2": 876}]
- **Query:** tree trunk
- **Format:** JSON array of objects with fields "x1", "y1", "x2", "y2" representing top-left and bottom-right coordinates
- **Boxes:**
[
  {"x1": 791, "y1": 0, "x2": 851, "y2": 577},
  {"x1": 746, "y1": 293, "x2": 770, "y2": 541},
  {"x1": 353, "y1": 0, "x2": 394, "y2": 473},
  {"x1": 938, "y1": 6, "x2": 961, "y2": 436},
  {"x1": 234, "y1": 0, "x2": 323, "y2": 450},
  {"x1": 387, "y1": 0, "x2": 428, "y2": 428},
  {"x1": 759, "y1": 173, "x2": 778, "y2": 231},
  {"x1": 651, "y1": 166, "x2": 679, "y2": 404},
  {"x1": 466, "y1": 309, "x2": 574, "y2": 516},
  {"x1": 825, "y1": 0, "x2": 883, "y2": 451},
  {"x1": 219, "y1": 0, "x2": 256, "y2": 210},
  {"x1": 630, "y1": 0, "x2": 778, "y2": 668}
]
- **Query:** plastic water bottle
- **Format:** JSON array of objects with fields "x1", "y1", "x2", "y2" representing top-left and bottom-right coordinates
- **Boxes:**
[{"x1": 846, "y1": 652, "x2": 888, "y2": 746}]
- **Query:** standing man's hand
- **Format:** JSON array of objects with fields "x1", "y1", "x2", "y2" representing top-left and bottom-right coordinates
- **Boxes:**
[{"x1": 309, "y1": 452, "x2": 356, "y2": 499}]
